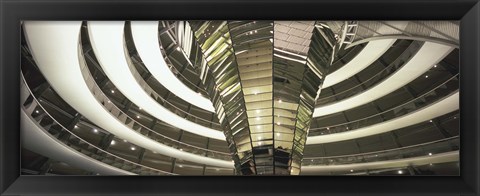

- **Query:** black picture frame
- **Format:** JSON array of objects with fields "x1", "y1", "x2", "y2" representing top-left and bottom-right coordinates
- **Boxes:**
[{"x1": 1, "y1": 0, "x2": 479, "y2": 195}]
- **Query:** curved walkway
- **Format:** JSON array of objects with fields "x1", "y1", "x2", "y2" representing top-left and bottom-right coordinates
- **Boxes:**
[
  {"x1": 88, "y1": 21, "x2": 224, "y2": 140},
  {"x1": 313, "y1": 42, "x2": 454, "y2": 117},
  {"x1": 24, "y1": 21, "x2": 232, "y2": 168}
]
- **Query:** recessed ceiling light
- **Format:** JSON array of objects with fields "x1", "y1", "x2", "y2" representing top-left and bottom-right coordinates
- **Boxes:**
[
  {"x1": 136, "y1": 115, "x2": 140, "y2": 119},
  {"x1": 429, "y1": 120, "x2": 433, "y2": 122},
  {"x1": 277, "y1": 122, "x2": 281, "y2": 125},
  {"x1": 130, "y1": 147, "x2": 136, "y2": 150},
  {"x1": 256, "y1": 117, "x2": 261, "y2": 120},
  {"x1": 278, "y1": 99, "x2": 282, "y2": 103},
  {"x1": 35, "y1": 110, "x2": 39, "y2": 113},
  {"x1": 256, "y1": 110, "x2": 260, "y2": 114},
  {"x1": 350, "y1": 170, "x2": 354, "y2": 172},
  {"x1": 434, "y1": 65, "x2": 437, "y2": 68},
  {"x1": 139, "y1": 107, "x2": 142, "y2": 110},
  {"x1": 110, "y1": 140, "x2": 116, "y2": 145},
  {"x1": 93, "y1": 129, "x2": 98, "y2": 133},
  {"x1": 111, "y1": 90, "x2": 115, "y2": 93},
  {"x1": 425, "y1": 75, "x2": 429, "y2": 78},
  {"x1": 123, "y1": 139, "x2": 127, "y2": 142},
  {"x1": 428, "y1": 153, "x2": 432, "y2": 156},
  {"x1": 107, "y1": 100, "x2": 111, "y2": 103},
  {"x1": 176, "y1": 47, "x2": 181, "y2": 51},
  {"x1": 180, "y1": 148, "x2": 183, "y2": 151},
  {"x1": 179, "y1": 165, "x2": 183, "y2": 168},
  {"x1": 398, "y1": 170, "x2": 403, "y2": 174}
]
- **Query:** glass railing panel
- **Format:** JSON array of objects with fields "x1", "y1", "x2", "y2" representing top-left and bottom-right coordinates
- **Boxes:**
[{"x1": 302, "y1": 136, "x2": 459, "y2": 166}]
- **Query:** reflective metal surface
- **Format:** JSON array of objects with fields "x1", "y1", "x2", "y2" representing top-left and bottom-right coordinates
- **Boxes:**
[{"x1": 186, "y1": 21, "x2": 337, "y2": 175}]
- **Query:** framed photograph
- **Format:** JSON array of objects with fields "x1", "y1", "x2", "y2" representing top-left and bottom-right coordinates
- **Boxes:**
[{"x1": 1, "y1": 0, "x2": 479, "y2": 195}]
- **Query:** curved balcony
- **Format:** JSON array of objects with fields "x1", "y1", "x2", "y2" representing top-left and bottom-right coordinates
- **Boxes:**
[
  {"x1": 302, "y1": 136, "x2": 458, "y2": 166},
  {"x1": 157, "y1": 21, "x2": 211, "y2": 96},
  {"x1": 316, "y1": 40, "x2": 423, "y2": 105},
  {"x1": 309, "y1": 74, "x2": 458, "y2": 136},
  {"x1": 313, "y1": 41, "x2": 454, "y2": 117},
  {"x1": 328, "y1": 44, "x2": 365, "y2": 73},
  {"x1": 120, "y1": 24, "x2": 222, "y2": 130},
  {"x1": 88, "y1": 21, "x2": 225, "y2": 141},
  {"x1": 78, "y1": 39, "x2": 232, "y2": 162},
  {"x1": 21, "y1": 72, "x2": 175, "y2": 175}
]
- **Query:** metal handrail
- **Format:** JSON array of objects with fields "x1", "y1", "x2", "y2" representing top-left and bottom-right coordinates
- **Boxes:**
[
  {"x1": 21, "y1": 72, "x2": 175, "y2": 175},
  {"x1": 306, "y1": 136, "x2": 458, "y2": 160},
  {"x1": 303, "y1": 136, "x2": 459, "y2": 166}
]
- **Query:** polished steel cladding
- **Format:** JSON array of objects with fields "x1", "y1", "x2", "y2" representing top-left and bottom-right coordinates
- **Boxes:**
[{"x1": 172, "y1": 21, "x2": 337, "y2": 175}]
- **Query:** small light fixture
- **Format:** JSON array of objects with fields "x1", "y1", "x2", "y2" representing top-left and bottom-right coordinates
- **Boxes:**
[
  {"x1": 350, "y1": 170, "x2": 354, "y2": 172},
  {"x1": 107, "y1": 100, "x2": 111, "y2": 103},
  {"x1": 180, "y1": 148, "x2": 183, "y2": 151},
  {"x1": 257, "y1": 136, "x2": 262, "y2": 140},
  {"x1": 278, "y1": 99, "x2": 282, "y2": 103},
  {"x1": 256, "y1": 117, "x2": 261, "y2": 120},
  {"x1": 111, "y1": 90, "x2": 115, "y2": 93},
  {"x1": 276, "y1": 133, "x2": 280, "y2": 136},
  {"x1": 110, "y1": 140, "x2": 116, "y2": 145},
  {"x1": 257, "y1": 125, "x2": 261, "y2": 129},
  {"x1": 254, "y1": 92, "x2": 258, "y2": 95},
  {"x1": 176, "y1": 47, "x2": 181, "y2": 51},
  {"x1": 93, "y1": 129, "x2": 98, "y2": 133},
  {"x1": 123, "y1": 139, "x2": 128, "y2": 142},
  {"x1": 139, "y1": 107, "x2": 142, "y2": 110},
  {"x1": 35, "y1": 110, "x2": 39, "y2": 113},
  {"x1": 277, "y1": 122, "x2": 281, "y2": 125},
  {"x1": 433, "y1": 65, "x2": 437, "y2": 68},
  {"x1": 429, "y1": 163, "x2": 433, "y2": 166},
  {"x1": 398, "y1": 170, "x2": 403, "y2": 174},
  {"x1": 130, "y1": 147, "x2": 136, "y2": 151},
  {"x1": 428, "y1": 153, "x2": 432, "y2": 156},
  {"x1": 326, "y1": 127, "x2": 330, "y2": 130},
  {"x1": 429, "y1": 120, "x2": 433, "y2": 122},
  {"x1": 136, "y1": 115, "x2": 140, "y2": 119},
  {"x1": 74, "y1": 125, "x2": 79, "y2": 129},
  {"x1": 256, "y1": 110, "x2": 260, "y2": 114},
  {"x1": 425, "y1": 75, "x2": 429, "y2": 78}
]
